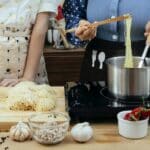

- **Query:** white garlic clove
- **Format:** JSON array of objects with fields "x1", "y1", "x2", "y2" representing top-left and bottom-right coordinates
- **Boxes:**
[
  {"x1": 19, "y1": 133, "x2": 26, "y2": 142},
  {"x1": 9, "y1": 126, "x2": 18, "y2": 140},
  {"x1": 80, "y1": 126, "x2": 93, "y2": 141},
  {"x1": 27, "y1": 129, "x2": 33, "y2": 139},
  {"x1": 9, "y1": 121, "x2": 32, "y2": 142},
  {"x1": 21, "y1": 128, "x2": 29, "y2": 139},
  {"x1": 71, "y1": 122, "x2": 93, "y2": 143},
  {"x1": 14, "y1": 127, "x2": 22, "y2": 140}
]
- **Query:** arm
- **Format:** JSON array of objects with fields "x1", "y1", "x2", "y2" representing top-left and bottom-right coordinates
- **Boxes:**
[
  {"x1": 63, "y1": 0, "x2": 88, "y2": 47},
  {"x1": 0, "y1": 13, "x2": 50, "y2": 86},
  {"x1": 23, "y1": 13, "x2": 49, "y2": 81}
]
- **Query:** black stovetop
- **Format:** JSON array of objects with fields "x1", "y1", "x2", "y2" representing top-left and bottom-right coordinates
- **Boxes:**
[{"x1": 65, "y1": 82, "x2": 150, "y2": 122}]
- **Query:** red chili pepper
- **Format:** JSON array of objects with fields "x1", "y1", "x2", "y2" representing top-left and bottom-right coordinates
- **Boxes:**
[
  {"x1": 124, "y1": 112, "x2": 138, "y2": 121},
  {"x1": 141, "y1": 108, "x2": 150, "y2": 119},
  {"x1": 124, "y1": 112, "x2": 131, "y2": 120},
  {"x1": 130, "y1": 107, "x2": 143, "y2": 120},
  {"x1": 123, "y1": 107, "x2": 150, "y2": 121}
]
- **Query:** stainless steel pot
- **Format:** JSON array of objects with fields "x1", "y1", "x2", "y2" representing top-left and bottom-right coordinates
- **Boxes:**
[{"x1": 106, "y1": 56, "x2": 150, "y2": 99}]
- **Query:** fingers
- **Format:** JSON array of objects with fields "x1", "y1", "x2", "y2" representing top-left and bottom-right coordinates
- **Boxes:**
[
  {"x1": 80, "y1": 28, "x2": 96, "y2": 40},
  {"x1": 0, "y1": 79, "x2": 11, "y2": 87},
  {"x1": 144, "y1": 32, "x2": 149, "y2": 37},
  {"x1": 75, "y1": 20, "x2": 90, "y2": 35},
  {"x1": 146, "y1": 34, "x2": 150, "y2": 45},
  {"x1": 0, "y1": 79, "x2": 19, "y2": 87},
  {"x1": 90, "y1": 27, "x2": 97, "y2": 39},
  {"x1": 145, "y1": 22, "x2": 150, "y2": 44},
  {"x1": 75, "y1": 25, "x2": 89, "y2": 36},
  {"x1": 8, "y1": 81, "x2": 19, "y2": 87},
  {"x1": 75, "y1": 20, "x2": 97, "y2": 41},
  {"x1": 145, "y1": 21, "x2": 150, "y2": 39},
  {"x1": 75, "y1": 26, "x2": 97, "y2": 41},
  {"x1": 79, "y1": 20, "x2": 90, "y2": 26},
  {"x1": 80, "y1": 28, "x2": 92, "y2": 40},
  {"x1": 8, "y1": 79, "x2": 19, "y2": 87},
  {"x1": 145, "y1": 21, "x2": 150, "y2": 33}
]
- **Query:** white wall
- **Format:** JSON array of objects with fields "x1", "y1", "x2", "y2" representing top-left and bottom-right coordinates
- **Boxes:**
[{"x1": 56, "y1": 0, "x2": 64, "y2": 5}]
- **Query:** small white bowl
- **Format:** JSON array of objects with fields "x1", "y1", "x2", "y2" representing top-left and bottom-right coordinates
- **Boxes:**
[{"x1": 117, "y1": 110, "x2": 149, "y2": 139}]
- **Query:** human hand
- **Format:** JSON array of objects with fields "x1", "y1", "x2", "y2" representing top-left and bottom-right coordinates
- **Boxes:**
[
  {"x1": 75, "y1": 20, "x2": 97, "y2": 41},
  {"x1": 0, "y1": 78, "x2": 21, "y2": 87},
  {"x1": 0, "y1": 77, "x2": 33, "y2": 87},
  {"x1": 144, "y1": 21, "x2": 150, "y2": 45}
]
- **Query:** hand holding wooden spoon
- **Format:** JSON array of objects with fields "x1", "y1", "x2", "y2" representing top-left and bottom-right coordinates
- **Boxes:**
[
  {"x1": 145, "y1": 21, "x2": 150, "y2": 45},
  {"x1": 75, "y1": 20, "x2": 97, "y2": 41}
]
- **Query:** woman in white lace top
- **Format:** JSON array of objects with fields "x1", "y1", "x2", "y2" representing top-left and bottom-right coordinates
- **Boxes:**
[{"x1": 0, "y1": 0, "x2": 57, "y2": 86}]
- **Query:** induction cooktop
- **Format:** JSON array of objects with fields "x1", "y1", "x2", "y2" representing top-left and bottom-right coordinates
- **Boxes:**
[{"x1": 65, "y1": 82, "x2": 150, "y2": 122}]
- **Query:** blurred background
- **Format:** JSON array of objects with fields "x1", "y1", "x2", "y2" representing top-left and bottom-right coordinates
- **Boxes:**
[{"x1": 45, "y1": 0, "x2": 84, "y2": 86}]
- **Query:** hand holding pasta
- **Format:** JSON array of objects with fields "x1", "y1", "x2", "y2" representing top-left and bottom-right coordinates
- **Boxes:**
[{"x1": 145, "y1": 21, "x2": 150, "y2": 44}]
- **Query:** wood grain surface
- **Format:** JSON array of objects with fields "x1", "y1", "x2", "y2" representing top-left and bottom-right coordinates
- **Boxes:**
[
  {"x1": 0, "y1": 124, "x2": 150, "y2": 150},
  {"x1": 0, "y1": 87, "x2": 66, "y2": 131},
  {"x1": 0, "y1": 87, "x2": 150, "y2": 150}
]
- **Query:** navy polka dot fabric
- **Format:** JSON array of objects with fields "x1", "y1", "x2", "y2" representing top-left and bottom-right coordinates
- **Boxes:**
[{"x1": 63, "y1": 0, "x2": 88, "y2": 47}]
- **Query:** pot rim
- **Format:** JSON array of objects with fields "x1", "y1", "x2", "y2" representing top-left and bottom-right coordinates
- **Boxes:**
[{"x1": 106, "y1": 56, "x2": 150, "y2": 69}]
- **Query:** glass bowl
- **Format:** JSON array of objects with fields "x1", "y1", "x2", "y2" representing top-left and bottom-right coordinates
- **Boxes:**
[{"x1": 28, "y1": 112, "x2": 70, "y2": 144}]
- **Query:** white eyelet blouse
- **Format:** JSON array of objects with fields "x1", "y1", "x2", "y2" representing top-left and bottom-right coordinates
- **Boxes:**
[{"x1": 0, "y1": 0, "x2": 57, "y2": 84}]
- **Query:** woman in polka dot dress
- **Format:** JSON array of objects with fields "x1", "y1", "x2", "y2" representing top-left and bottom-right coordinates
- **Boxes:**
[
  {"x1": 0, "y1": 0, "x2": 57, "y2": 86},
  {"x1": 63, "y1": 0, "x2": 150, "y2": 82}
]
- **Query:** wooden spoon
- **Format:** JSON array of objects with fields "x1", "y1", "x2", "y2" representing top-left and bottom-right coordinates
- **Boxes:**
[{"x1": 63, "y1": 14, "x2": 131, "y2": 35}]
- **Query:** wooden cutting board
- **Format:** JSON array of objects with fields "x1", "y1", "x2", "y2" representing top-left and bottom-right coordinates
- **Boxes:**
[{"x1": 0, "y1": 87, "x2": 66, "y2": 131}]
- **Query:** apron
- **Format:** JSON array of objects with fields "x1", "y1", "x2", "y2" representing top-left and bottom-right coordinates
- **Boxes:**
[{"x1": 80, "y1": 38, "x2": 146, "y2": 82}]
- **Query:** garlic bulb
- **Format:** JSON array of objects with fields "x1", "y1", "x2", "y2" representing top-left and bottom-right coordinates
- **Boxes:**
[
  {"x1": 9, "y1": 121, "x2": 32, "y2": 142},
  {"x1": 71, "y1": 122, "x2": 93, "y2": 142}
]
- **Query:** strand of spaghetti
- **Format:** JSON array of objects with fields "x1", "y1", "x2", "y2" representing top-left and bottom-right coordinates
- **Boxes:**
[{"x1": 124, "y1": 16, "x2": 134, "y2": 68}]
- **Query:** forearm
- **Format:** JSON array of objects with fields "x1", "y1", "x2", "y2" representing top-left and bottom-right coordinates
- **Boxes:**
[{"x1": 23, "y1": 13, "x2": 49, "y2": 80}]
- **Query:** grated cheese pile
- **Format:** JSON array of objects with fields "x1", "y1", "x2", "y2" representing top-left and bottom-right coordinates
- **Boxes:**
[{"x1": 7, "y1": 81, "x2": 56, "y2": 111}]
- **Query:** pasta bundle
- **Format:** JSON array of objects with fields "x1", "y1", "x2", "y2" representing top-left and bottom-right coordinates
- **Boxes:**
[{"x1": 7, "y1": 81, "x2": 56, "y2": 111}]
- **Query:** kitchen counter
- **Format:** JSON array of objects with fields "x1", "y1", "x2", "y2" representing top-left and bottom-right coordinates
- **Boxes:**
[
  {"x1": 1, "y1": 87, "x2": 150, "y2": 150},
  {"x1": 1, "y1": 124, "x2": 150, "y2": 150}
]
